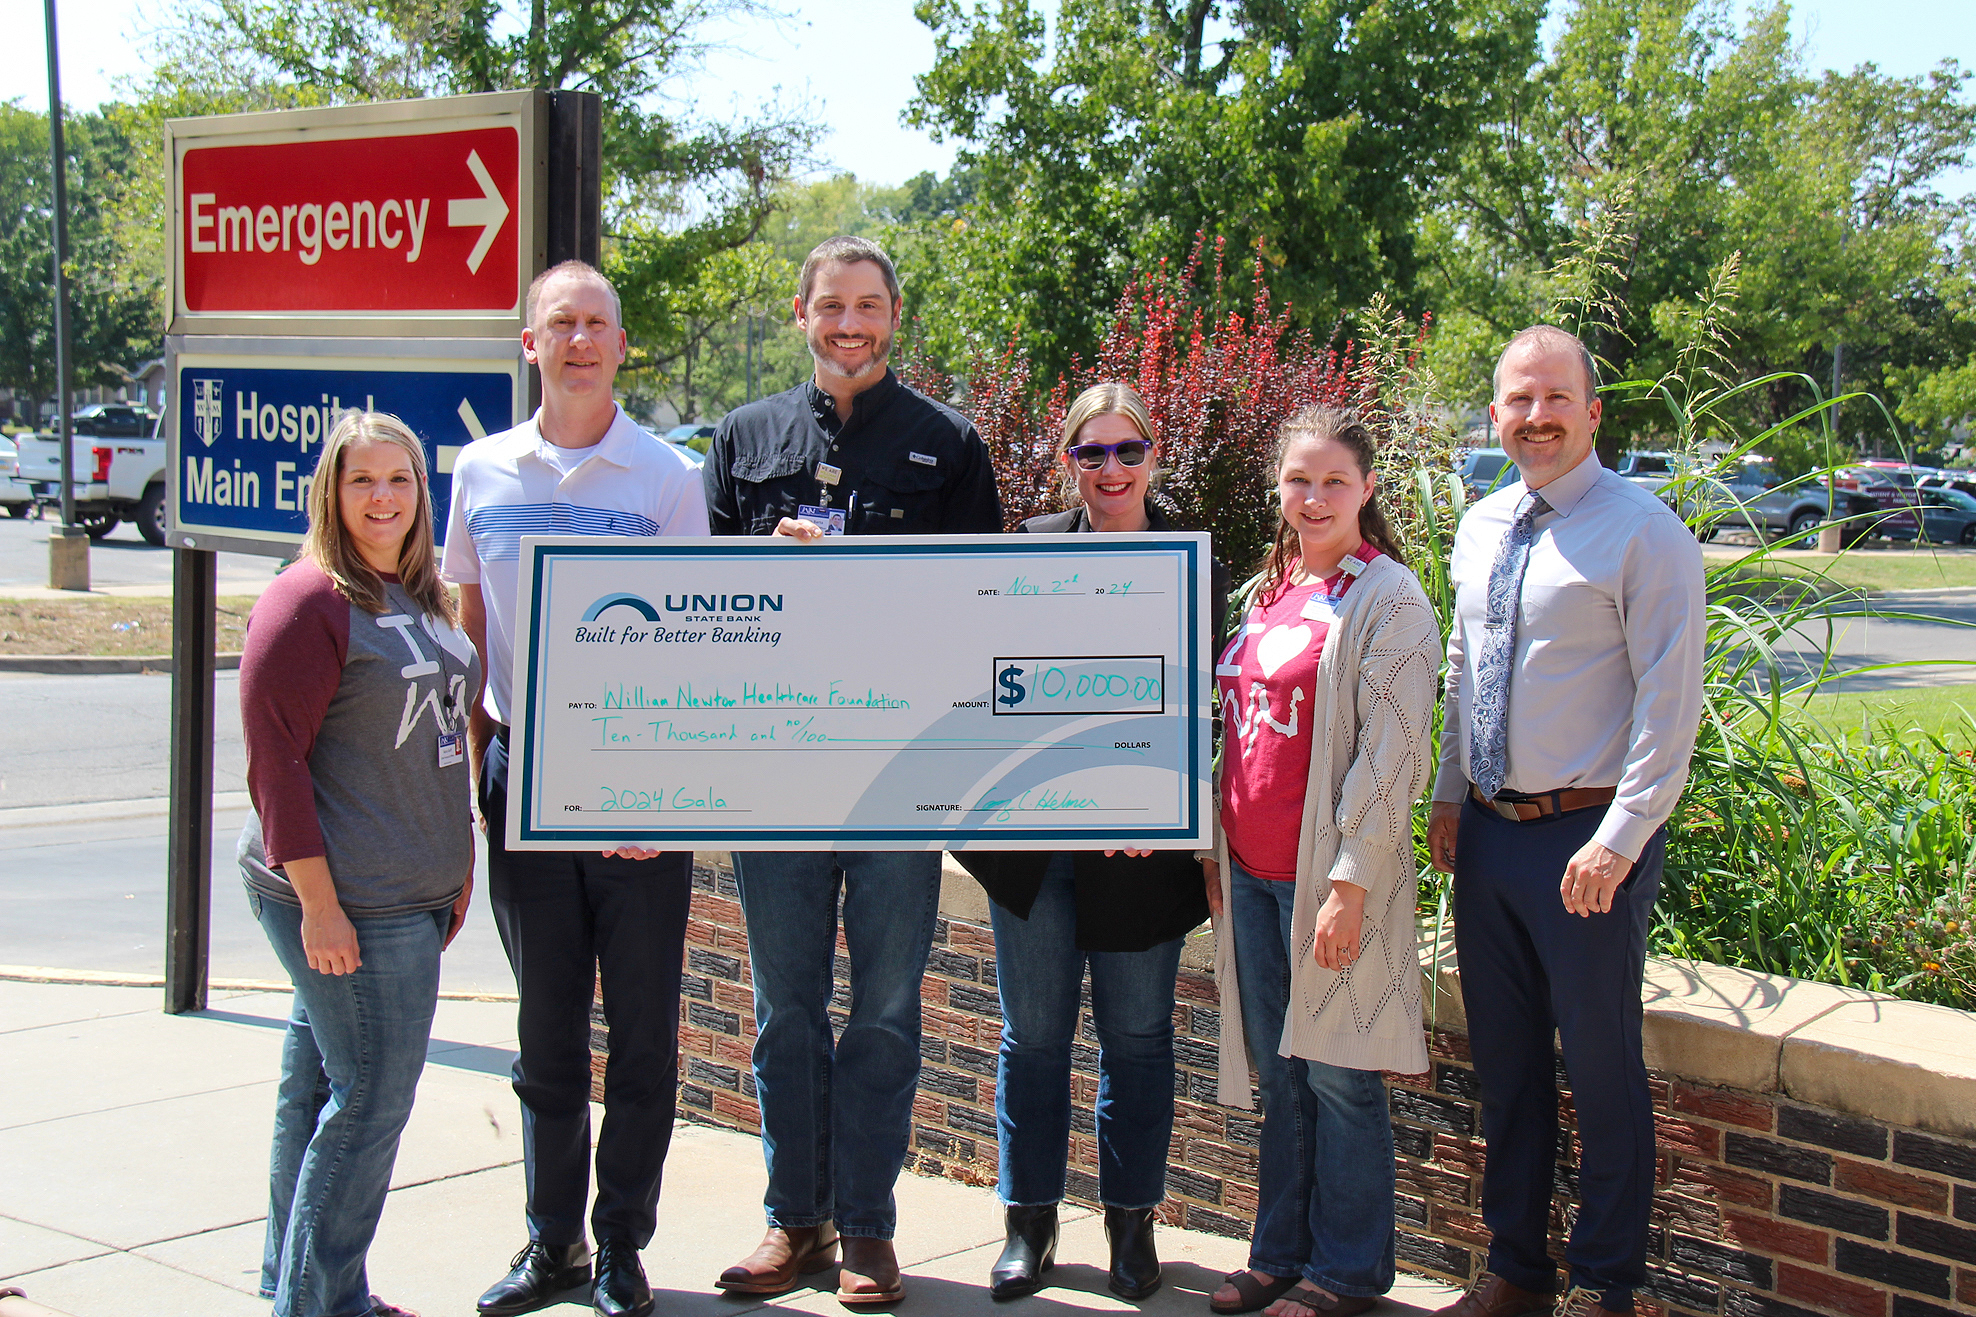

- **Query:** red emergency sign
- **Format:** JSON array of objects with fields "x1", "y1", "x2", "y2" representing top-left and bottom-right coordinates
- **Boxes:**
[{"x1": 179, "y1": 126, "x2": 521, "y2": 314}]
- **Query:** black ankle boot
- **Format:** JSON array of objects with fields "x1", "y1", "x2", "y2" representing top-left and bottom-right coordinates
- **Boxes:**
[
  {"x1": 1104, "y1": 1206, "x2": 1162, "y2": 1301},
  {"x1": 989, "y1": 1203, "x2": 1059, "y2": 1300}
]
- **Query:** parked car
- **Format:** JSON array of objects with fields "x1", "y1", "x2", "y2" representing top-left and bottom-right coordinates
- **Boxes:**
[
  {"x1": 1695, "y1": 459, "x2": 1883, "y2": 546},
  {"x1": 665, "y1": 423, "x2": 716, "y2": 456},
  {"x1": 70, "y1": 403, "x2": 158, "y2": 438},
  {"x1": 1614, "y1": 450, "x2": 1683, "y2": 497},
  {"x1": 1912, "y1": 484, "x2": 1976, "y2": 545},
  {"x1": 1456, "y1": 447, "x2": 1515, "y2": 502},
  {"x1": 1916, "y1": 470, "x2": 1976, "y2": 501},
  {"x1": 1, "y1": 434, "x2": 34, "y2": 518},
  {"x1": 16, "y1": 406, "x2": 167, "y2": 542}
]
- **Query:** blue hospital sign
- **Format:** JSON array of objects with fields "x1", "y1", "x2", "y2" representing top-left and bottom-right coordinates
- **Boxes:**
[{"x1": 171, "y1": 356, "x2": 518, "y2": 548}]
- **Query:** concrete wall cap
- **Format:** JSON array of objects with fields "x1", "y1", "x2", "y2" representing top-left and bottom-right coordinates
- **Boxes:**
[
  {"x1": 1415, "y1": 938, "x2": 1976, "y2": 1131},
  {"x1": 1781, "y1": 997, "x2": 1976, "y2": 1140},
  {"x1": 1638, "y1": 957, "x2": 1884, "y2": 1094}
]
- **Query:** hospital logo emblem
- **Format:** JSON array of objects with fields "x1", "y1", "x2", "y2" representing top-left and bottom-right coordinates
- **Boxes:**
[{"x1": 191, "y1": 377, "x2": 224, "y2": 448}]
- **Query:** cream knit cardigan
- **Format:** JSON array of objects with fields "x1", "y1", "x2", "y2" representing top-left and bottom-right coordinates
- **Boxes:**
[{"x1": 1212, "y1": 553, "x2": 1442, "y2": 1107}]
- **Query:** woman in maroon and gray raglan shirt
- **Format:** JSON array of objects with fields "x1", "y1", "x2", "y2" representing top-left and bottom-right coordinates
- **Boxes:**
[
  {"x1": 238, "y1": 558, "x2": 479, "y2": 913},
  {"x1": 236, "y1": 411, "x2": 480, "y2": 1317}
]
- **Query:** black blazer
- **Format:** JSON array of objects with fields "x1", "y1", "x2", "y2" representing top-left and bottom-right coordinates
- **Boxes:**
[{"x1": 950, "y1": 499, "x2": 1225, "y2": 953}]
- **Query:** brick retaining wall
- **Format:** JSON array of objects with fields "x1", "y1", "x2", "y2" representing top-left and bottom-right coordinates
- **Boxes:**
[
  {"x1": 600, "y1": 856, "x2": 1976, "y2": 1317},
  {"x1": 1388, "y1": 1031, "x2": 1976, "y2": 1317}
]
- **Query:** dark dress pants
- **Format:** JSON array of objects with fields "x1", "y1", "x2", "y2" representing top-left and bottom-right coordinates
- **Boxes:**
[
  {"x1": 1452, "y1": 797, "x2": 1664, "y2": 1312},
  {"x1": 482, "y1": 732, "x2": 693, "y2": 1249}
]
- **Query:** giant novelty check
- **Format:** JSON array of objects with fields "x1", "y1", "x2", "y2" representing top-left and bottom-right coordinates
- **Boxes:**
[{"x1": 506, "y1": 534, "x2": 1213, "y2": 850}]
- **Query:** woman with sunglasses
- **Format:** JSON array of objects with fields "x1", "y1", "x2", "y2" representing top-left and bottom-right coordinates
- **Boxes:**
[
  {"x1": 954, "y1": 382, "x2": 1222, "y2": 1304},
  {"x1": 1204, "y1": 406, "x2": 1439, "y2": 1317},
  {"x1": 238, "y1": 411, "x2": 480, "y2": 1317}
]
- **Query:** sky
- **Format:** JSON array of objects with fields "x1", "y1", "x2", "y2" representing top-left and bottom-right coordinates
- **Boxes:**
[{"x1": 3, "y1": 0, "x2": 1973, "y2": 190}]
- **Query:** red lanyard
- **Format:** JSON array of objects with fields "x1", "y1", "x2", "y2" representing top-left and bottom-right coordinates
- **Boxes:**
[{"x1": 1319, "y1": 545, "x2": 1372, "y2": 607}]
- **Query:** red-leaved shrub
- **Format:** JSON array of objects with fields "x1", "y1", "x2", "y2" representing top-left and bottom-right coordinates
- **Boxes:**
[{"x1": 905, "y1": 236, "x2": 1449, "y2": 577}]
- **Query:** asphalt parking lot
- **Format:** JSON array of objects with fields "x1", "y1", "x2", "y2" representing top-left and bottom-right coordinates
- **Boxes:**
[{"x1": 0, "y1": 511, "x2": 280, "y2": 596}]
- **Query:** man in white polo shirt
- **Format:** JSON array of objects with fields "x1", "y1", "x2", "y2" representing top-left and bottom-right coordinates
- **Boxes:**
[{"x1": 444, "y1": 260, "x2": 709, "y2": 1317}]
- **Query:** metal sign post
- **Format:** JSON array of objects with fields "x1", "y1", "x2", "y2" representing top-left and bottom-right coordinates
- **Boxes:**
[
  {"x1": 161, "y1": 89, "x2": 599, "y2": 1013},
  {"x1": 165, "y1": 546, "x2": 216, "y2": 1013},
  {"x1": 42, "y1": 0, "x2": 88, "y2": 591}
]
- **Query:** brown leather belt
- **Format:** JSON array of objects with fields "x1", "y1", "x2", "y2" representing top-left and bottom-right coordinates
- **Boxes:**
[{"x1": 1470, "y1": 784, "x2": 1616, "y2": 822}]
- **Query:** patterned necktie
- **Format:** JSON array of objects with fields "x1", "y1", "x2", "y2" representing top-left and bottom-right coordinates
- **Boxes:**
[{"x1": 1470, "y1": 490, "x2": 1550, "y2": 799}]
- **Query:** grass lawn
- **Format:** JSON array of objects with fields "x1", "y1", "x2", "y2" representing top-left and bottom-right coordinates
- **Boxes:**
[
  {"x1": 1703, "y1": 544, "x2": 1976, "y2": 594},
  {"x1": 1786, "y1": 682, "x2": 1976, "y2": 743},
  {"x1": 0, "y1": 596, "x2": 257, "y2": 655}
]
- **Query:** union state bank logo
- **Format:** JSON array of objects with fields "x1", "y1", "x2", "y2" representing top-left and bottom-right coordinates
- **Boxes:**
[
  {"x1": 583, "y1": 593, "x2": 662, "y2": 622},
  {"x1": 191, "y1": 377, "x2": 224, "y2": 448},
  {"x1": 583, "y1": 590, "x2": 783, "y2": 621}
]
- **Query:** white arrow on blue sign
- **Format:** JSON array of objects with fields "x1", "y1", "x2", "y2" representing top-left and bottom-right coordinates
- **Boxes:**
[{"x1": 172, "y1": 356, "x2": 518, "y2": 549}]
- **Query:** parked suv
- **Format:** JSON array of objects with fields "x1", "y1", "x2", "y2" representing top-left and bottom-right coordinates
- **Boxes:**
[
  {"x1": 1456, "y1": 448, "x2": 1515, "y2": 502},
  {"x1": 1614, "y1": 450, "x2": 1683, "y2": 498},
  {"x1": 70, "y1": 403, "x2": 156, "y2": 438},
  {"x1": 1698, "y1": 459, "x2": 1882, "y2": 545}
]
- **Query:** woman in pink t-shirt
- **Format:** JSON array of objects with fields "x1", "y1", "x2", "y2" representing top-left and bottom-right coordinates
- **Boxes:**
[{"x1": 1205, "y1": 407, "x2": 1442, "y2": 1317}]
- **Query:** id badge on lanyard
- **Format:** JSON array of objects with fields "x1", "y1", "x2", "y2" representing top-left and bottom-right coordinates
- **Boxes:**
[
  {"x1": 800, "y1": 460, "x2": 849, "y2": 534},
  {"x1": 1299, "y1": 546, "x2": 1370, "y2": 625}
]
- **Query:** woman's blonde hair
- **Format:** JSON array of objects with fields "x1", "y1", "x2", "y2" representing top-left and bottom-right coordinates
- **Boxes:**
[
  {"x1": 302, "y1": 410, "x2": 455, "y2": 623},
  {"x1": 1056, "y1": 381, "x2": 1157, "y2": 502}
]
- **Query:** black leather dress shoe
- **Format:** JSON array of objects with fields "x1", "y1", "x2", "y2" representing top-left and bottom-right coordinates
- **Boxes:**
[
  {"x1": 477, "y1": 1241, "x2": 592, "y2": 1316},
  {"x1": 593, "y1": 1239, "x2": 654, "y2": 1317},
  {"x1": 1104, "y1": 1206, "x2": 1162, "y2": 1301},
  {"x1": 989, "y1": 1203, "x2": 1060, "y2": 1300}
]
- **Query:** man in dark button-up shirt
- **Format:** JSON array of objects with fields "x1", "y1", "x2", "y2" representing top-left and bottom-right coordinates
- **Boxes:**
[
  {"x1": 703, "y1": 250, "x2": 1000, "y2": 539},
  {"x1": 705, "y1": 236, "x2": 1002, "y2": 1308}
]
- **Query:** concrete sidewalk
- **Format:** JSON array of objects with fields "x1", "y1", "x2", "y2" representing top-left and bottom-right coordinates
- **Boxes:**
[{"x1": 0, "y1": 978, "x2": 1461, "y2": 1317}]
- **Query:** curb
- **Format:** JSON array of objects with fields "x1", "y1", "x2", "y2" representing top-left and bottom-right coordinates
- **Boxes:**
[
  {"x1": 0, "y1": 653, "x2": 243, "y2": 675},
  {"x1": 0, "y1": 964, "x2": 518, "y2": 1003}
]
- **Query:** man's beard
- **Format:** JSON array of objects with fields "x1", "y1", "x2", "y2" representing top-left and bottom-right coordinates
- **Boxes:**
[{"x1": 809, "y1": 327, "x2": 892, "y2": 382}]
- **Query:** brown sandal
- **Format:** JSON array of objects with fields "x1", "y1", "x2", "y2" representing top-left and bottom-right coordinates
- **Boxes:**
[
  {"x1": 1272, "y1": 1282, "x2": 1376, "y2": 1317},
  {"x1": 1211, "y1": 1269, "x2": 1301, "y2": 1314}
]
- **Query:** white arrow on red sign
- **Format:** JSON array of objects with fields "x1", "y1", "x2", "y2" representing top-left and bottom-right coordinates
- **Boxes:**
[{"x1": 448, "y1": 150, "x2": 511, "y2": 275}]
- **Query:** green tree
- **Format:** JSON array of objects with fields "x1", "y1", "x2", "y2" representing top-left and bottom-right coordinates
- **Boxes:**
[
  {"x1": 630, "y1": 170, "x2": 974, "y2": 423},
  {"x1": 900, "y1": 0, "x2": 1543, "y2": 379},
  {"x1": 1418, "y1": 0, "x2": 1975, "y2": 451},
  {"x1": 1889, "y1": 223, "x2": 1976, "y2": 447},
  {"x1": 0, "y1": 103, "x2": 161, "y2": 420},
  {"x1": 142, "y1": 0, "x2": 821, "y2": 372}
]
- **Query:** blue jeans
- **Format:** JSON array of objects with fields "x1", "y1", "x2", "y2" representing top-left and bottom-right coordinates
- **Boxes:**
[
  {"x1": 1227, "y1": 861, "x2": 1396, "y2": 1298},
  {"x1": 733, "y1": 849, "x2": 941, "y2": 1239},
  {"x1": 252, "y1": 890, "x2": 445, "y2": 1317},
  {"x1": 991, "y1": 855, "x2": 1182, "y2": 1208}
]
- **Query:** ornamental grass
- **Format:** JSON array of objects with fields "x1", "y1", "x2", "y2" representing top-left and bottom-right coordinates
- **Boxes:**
[{"x1": 932, "y1": 233, "x2": 1975, "y2": 1009}]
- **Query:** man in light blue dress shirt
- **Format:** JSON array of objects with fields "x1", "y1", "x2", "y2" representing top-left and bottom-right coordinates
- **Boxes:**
[{"x1": 1426, "y1": 326, "x2": 1705, "y2": 1317}]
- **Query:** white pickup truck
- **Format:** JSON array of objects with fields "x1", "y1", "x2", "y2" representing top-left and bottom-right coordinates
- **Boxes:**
[{"x1": 13, "y1": 403, "x2": 169, "y2": 544}]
